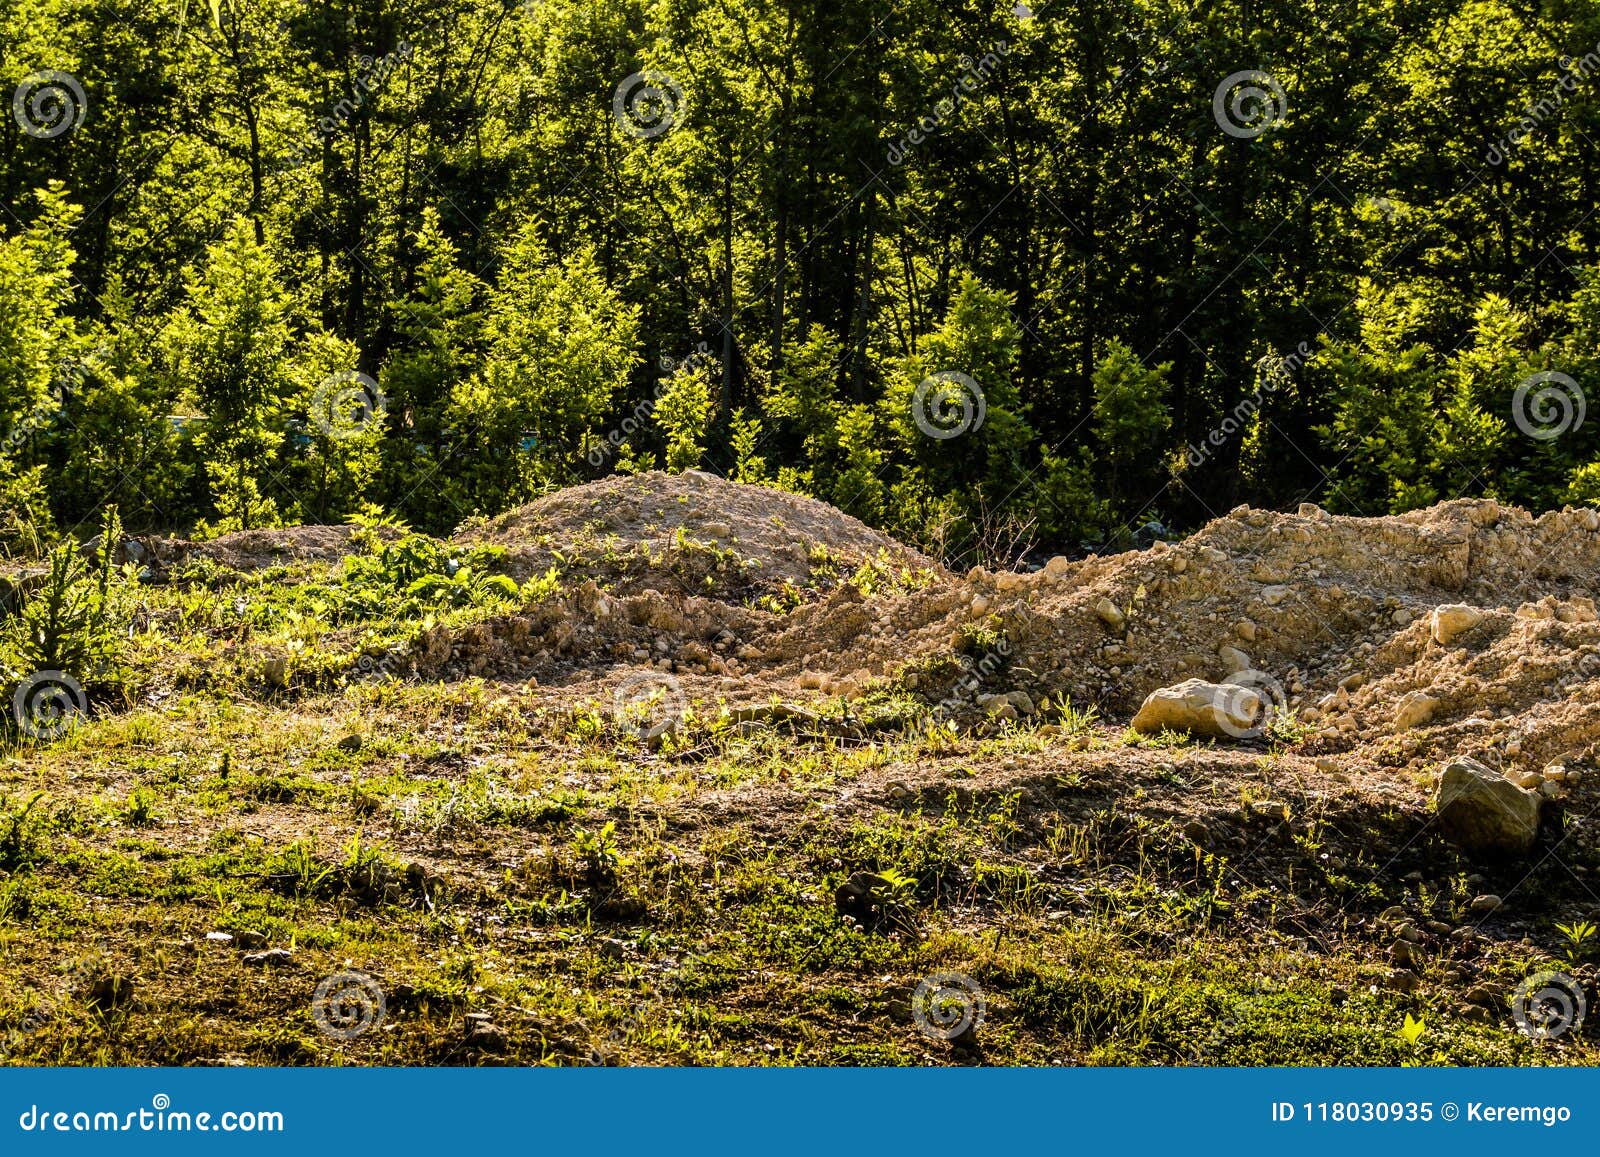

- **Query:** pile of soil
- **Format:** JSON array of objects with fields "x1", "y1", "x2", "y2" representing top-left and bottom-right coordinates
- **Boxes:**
[
  {"x1": 453, "y1": 469, "x2": 936, "y2": 597},
  {"x1": 423, "y1": 487, "x2": 1600, "y2": 780}
]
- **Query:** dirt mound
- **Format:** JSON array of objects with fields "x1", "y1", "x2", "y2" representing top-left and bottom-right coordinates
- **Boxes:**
[
  {"x1": 453, "y1": 469, "x2": 939, "y2": 598},
  {"x1": 741, "y1": 497, "x2": 1600, "y2": 774}
]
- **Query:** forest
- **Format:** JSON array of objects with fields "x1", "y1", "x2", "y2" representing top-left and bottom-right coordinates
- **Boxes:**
[{"x1": 4, "y1": 0, "x2": 1600, "y2": 563}]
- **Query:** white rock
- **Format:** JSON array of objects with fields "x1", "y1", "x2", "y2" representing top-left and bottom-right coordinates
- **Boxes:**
[
  {"x1": 1431, "y1": 604, "x2": 1483, "y2": 646},
  {"x1": 1394, "y1": 691, "x2": 1438, "y2": 730},
  {"x1": 1130, "y1": 679, "x2": 1262, "y2": 739},
  {"x1": 1044, "y1": 555, "x2": 1071, "y2": 578}
]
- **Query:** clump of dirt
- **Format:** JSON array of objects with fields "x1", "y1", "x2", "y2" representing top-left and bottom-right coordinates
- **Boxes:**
[
  {"x1": 452, "y1": 469, "x2": 938, "y2": 598},
  {"x1": 153, "y1": 525, "x2": 399, "y2": 574}
]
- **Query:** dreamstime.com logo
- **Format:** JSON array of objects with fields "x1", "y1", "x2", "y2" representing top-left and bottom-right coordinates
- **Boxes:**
[
  {"x1": 11, "y1": 670, "x2": 87, "y2": 741},
  {"x1": 912, "y1": 371, "x2": 986, "y2": 440},
  {"x1": 17, "y1": 1095, "x2": 284, "y2": 1134},
  {"x1": 613, "y1": 71, "x2": 684, "y2": 139},
  {"x1": 311, "y1": 971, "x2": 386, "y2": 1040},
  {"x1": 311, "y1": 371, "x2": 387, "y2": 440},
  {"x1": 12, "y1": 70, "x2": 86, "y2": 138},
  {"x1": 1512, "y1": 371, "x2": 1585, "y2": 441},
  {"x1": 1212, "y1": 70, "x2": 1287, "y2": 138},
  {"x1": 612, "y1": 671, "x2": 686, "y2": 743},
  {"x1": 912, "y1": 972, "x2": 985, "y2": 1040},
  {"x1": 1511, "y1": 971, "x2": 1587, "y2": 1042},
  {"x1": 1208, "y1": 669, "x2": 1288, "y2": 740}
]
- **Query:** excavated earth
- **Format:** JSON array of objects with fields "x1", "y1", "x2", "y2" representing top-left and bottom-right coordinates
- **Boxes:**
[{"x1": 354, "y1": 477, "x2": 1600, "y2": 791}]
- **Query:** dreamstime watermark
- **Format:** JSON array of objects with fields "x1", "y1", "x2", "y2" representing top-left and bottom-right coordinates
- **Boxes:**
[
  {"x1": 1511, "y1": 971, "x2": 1586, "y2": 1041},
  {"x1": 613, "y1": 72, "x2": 684, "y2": 139},
  {"x1": 11, "y1": 670, "x2": 88, "y2": 742},
  {"x1": 1186, "y1": 341, "x2": 1312, "y2": 469},
  {"x1": 911, "y1": 972, "x2": 985, "y2": 1040},
  {"x1": 932, "y1": 636, "x2": 1013, "y2": 721},
  {"x1": 912, "y1": 371, "x2": 986, "y2": 440},
  {"x1": 1486, "y1": 44, "x2": 1600, "y2": 165},
  {"x1": 886, "y1": 42, "x2": 1010, "y2": 165},
  {"x1": 271, "y1": 44, "x2": 413, "y2": 172},
  {"x1": 17, "y1": 1095, "x2": 284, "y2": 1134},
  {"x1": 612, "y1": 670, "x2": 686, "y2": 743},
  {"x1": 1512, "y1": 371, "x2": 1585, "y2": 441},
  {"x1": 1212, "y1": 70, "x2": 1287, "y2": 138},
  {"x1": 11, "y1": 70, "x2": 86, "y2": 139},
  {"x1": 311, "y1": 971, "x2": 386, "y2": 1040},
  {"x1": 310, "y1": 371, "x2": 386, "y2": 440},
  {"x1": 5, "y1": 345, "x2": 107, "y2": 453},
  {"x1": 588, "y1": 343, "x2": 714, "y2": 467},
  {"x1": 1208, "y1": 668, "x2": 1287, "y2": 740}
]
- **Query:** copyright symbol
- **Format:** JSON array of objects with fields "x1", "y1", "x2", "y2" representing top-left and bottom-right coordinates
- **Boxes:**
[{"x1": 1442, "y1": 1102, "x2": 1459, "y2": 1121}]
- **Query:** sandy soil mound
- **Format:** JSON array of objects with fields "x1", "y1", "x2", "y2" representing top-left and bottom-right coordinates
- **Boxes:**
[
  {"x1": 420, "y1": 489, "x2": 1600, "y2": 784},
  {"x1": 453, "y1": 469, "x2": 938, "y2": 597}
]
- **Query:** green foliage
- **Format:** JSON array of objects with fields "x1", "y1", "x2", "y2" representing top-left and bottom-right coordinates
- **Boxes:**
[
  {"x1": 5, "y1": 0, "x2": 1600, "y2": 550},
  {"x1": 655, "y1": 358, "x2": 718, "y2": 473},
  {"x1": 1, "y1": 510, "x2": 125, "y2": 686}
]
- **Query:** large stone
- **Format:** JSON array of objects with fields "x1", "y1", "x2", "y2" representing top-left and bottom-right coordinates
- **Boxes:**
[
  {"x1": 1433, "y1": 755, "x2": 1541, "y2": 856},
  {"x1": 1431, "y1": 604, "x2": 1483, "y2": 646},
  {"x1": 1131, "y1": 678, "x2": 1262, "y2": 739}
]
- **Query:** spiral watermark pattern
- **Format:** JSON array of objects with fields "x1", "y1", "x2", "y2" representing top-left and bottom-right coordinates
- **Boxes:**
[
  {"x1": 612, "y1": 671, "x2": 686, "y2": 742},
  {"x1": 613, "y1": 71, "x2": 684, "y2": 139},
  {"x1": 12, "y1": 670, "x2": 87, "y2": 741},
  {"x1": 1512, "y1": 371, "x2": 1585, "y2": 441},
  {"x1": 311, "y1": 371, "x2": 386, "y2": 440},
  {"x1": 12, "y1": 71, "x2": 87, "y2": 139},
  {"x1": 1212, "y1": 70, "x2": 1287, "y2": 138},
  {"x1": 1511, "y1": 971, "x2": 1586, "y2": 1041},
  {"x1": 912, "y1": 972, "x2": 985, "y2": 1040},
  {"x1": 912, "y1": 371, "x2": 986, "y2": 440},
  {"x1": 1208, "y1": 669, "x2": 1283, "y2": 739},
  {"x1": 311, "y1": 971, "x2": 386, "y2": 1040}
]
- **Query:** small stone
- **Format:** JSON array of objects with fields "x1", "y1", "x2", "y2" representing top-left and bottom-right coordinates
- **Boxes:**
[
  {"x1": 1431, "y1": 604, "x2": 1483, "y2": 646},
  {"x1": 1044, "y1": 555, "x2": 1070, "y2": 578},
  {"x1": 1383, "y1": 968, "x2": 1420, "y2": 993},
  {"x1": 1390, "y1": 940, "x2": 1415, "y2": 967},
  {"x1": 1235, "y1": 620, "x2": 1257, "y2": 642},
  {"x1": 1094, "y1": 598, "x2": 1126, "y2": 631},
  {"x1": 1510, "y1": 770, "x2": 1543, "y2": 790},
  {"x1": 1218, "y1": 645, "x2": 1251, "y2": 674},
  {"x1": 262, "y1": 655, "x2": 290, "y2": 688},
  {"x1": 1200, "y1": 546, "x2": 1229, "y2": 564},
  {"x1": 336, "y1": 734, "x2": 363, "y2": 753},
  {"x1": 205, "y1": 931, "x2": 234, "y2": 945},
  {"x1": 1469, "y1": 894, "x2": 1502, "y2": 914},
  {"x1": 235, "y1": 930, "x2": 267, "y2": 948},
  {"x1": 597, "y1": 938, "x2": 626, "y2": 960},
  {"x1": 465, "y1": 1018, "x2": 508, "y2": 1052},
  {"x1": 1464, "y1": 985, "x2": 1499, "y2": 1008},
  {"x1": 1394, "y1": 691, "x2": 1438, "y2": 730},
  {"x1": 243, "y1": 948, "x2": 294, "y2": 967}
]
